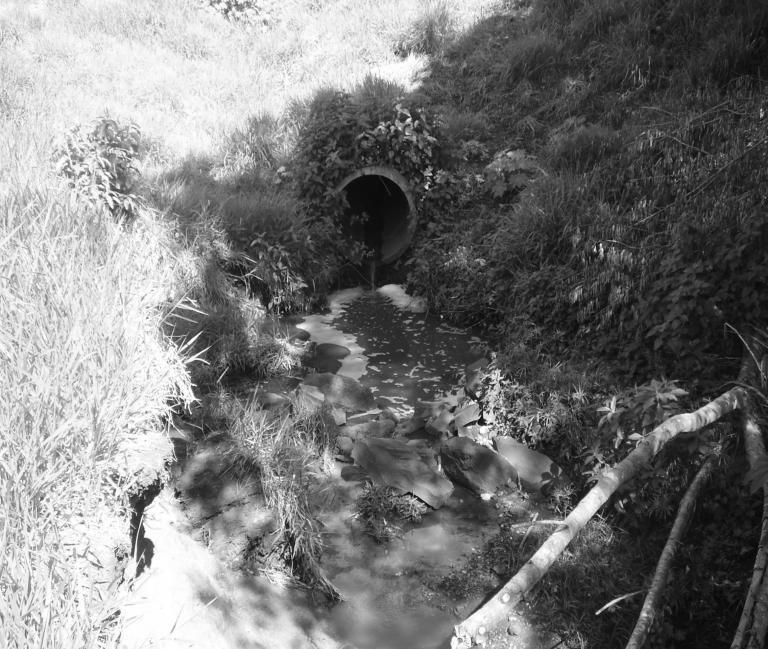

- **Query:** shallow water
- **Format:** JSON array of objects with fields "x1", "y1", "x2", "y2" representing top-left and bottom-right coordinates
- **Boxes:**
[
  {"x1": 297, "y1": 285, "x2": 486, "y2": 417},
  {"x1": 294, "y1": 286, "x2": 511, "y2": 649},
  {"x1": 316, "y1": 483, "x2": 498, "y2": 649}
]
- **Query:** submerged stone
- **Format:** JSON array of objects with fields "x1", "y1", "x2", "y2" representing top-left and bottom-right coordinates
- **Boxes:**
[
  {"x1": 296, "y1": 383, "x2": 326, "y2": 409},
  {"x1": 393, "y1": 418, "x2": 425, "y2": 437},
  {"x1": 255, "y1": 391, "x2": 290, "y2": 410},
  {"x1": 464, "y1": 356, "x2": 489, "y2": 399},
  {"x1": 452, "y1": 401, "x2": 482, "y2": 430},
  {"x1": 335, "y1": 435, "x2": 355, "y2": 456},
  {"x1": 425, "y1": 407, "x2": 454, "y2": 438}
]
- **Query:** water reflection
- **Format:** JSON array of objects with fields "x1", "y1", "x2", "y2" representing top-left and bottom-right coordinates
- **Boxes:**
[{"x1": 295, "y1": 285, "x2": 493, "y2": 649}]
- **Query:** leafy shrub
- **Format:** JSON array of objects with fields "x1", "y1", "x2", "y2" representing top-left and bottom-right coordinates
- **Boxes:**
[
  {"x1": 483, "y1": 149, "x2": 541, "y2": 199},
  {"x1": 479, "y1": 346, "x2": 603, "y2": 471},
  {"x1": 238, "y1": 235, "x2": 310, "y2": 313},
  {"x1": 221, "y1": 191, "x2": 340, "y2": 312},
  {"x1": 294, "y1": 90, "x2": 438, "y2": 211},
  {"x1": 53, "y1": 117, "x2": 142, "y2": 218}
]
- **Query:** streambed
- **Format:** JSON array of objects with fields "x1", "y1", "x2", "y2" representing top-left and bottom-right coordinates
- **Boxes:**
[
  {"x1": 293, "y1": 286, "x2": 545, "y2": 649},
  {"x1": 122, "y1": 285, "x2": 551, "y2": 649}
]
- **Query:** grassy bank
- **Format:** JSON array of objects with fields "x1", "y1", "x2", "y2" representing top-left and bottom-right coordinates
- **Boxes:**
[
  {"x1": 0, "y1": 1, "x2": 494, "y2": 646},
  {"x1": 405, "y1": 0, "x2": 768, "y2": 384},
  {"x1": 398, "y1": 1, "x2": 768, "y2": 645}
]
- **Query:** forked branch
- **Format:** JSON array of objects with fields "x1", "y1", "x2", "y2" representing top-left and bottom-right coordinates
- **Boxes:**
[{"x1": 451, "y1": 386, "x2": 749, "y2": 649}]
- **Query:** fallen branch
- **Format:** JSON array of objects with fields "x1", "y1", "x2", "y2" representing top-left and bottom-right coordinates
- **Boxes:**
[
  {"x1": 732, "y1": 346, "x2": 768, "y2": 649},
  {"x1": 625, "y1": 454, "x2": 717, "y2": 649},
  {"x1": 732, "y1": 398, "x2": 768, "y2": 649},
  {"x1": 452, "y1": 386, "x2": 748, "y2": 649}
]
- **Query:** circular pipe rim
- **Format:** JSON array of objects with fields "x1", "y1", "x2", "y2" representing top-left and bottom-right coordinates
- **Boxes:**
[{"x1": 335, "y1": 166, "x2": 417, "y2": 264}]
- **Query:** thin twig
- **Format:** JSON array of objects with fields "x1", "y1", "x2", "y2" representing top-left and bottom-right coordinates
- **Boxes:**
[
  {"x1": 517, "y1": 513, "x2": 540, "y2": 553},
  {"x1": 595, "y1": 590, "x2": 645, "y2": 616}
]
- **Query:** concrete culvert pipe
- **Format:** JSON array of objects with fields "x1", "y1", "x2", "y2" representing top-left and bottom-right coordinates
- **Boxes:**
[{"x1": 336, "y1": 166, "x2": 417, "y2": 264}]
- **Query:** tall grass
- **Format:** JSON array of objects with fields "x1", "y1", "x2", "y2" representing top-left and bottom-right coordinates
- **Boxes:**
[
  {"x1": 0, "y1": 0, "x2": 501, "y2": 644},
  {"x1": 228, "y1": 395, "x2": 339, "y2": 599},
  {"x1": 0, "y1": 185, "x2": 193, "y2": 648}
]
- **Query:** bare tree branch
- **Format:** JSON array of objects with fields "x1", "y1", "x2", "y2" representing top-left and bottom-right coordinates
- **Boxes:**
[
  {"x1": 451, "y1": 387, "x2": 748, "y2": 649},
  {"x1": 625, "y1": 454, "x2": 717, "y2": 649}
]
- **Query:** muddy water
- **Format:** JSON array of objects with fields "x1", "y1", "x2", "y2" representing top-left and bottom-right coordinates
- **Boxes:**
[{"x1": 294, "y1": 286, "x2": 516, "y2": 649}]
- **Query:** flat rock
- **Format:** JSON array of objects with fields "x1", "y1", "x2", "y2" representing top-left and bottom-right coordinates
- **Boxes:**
[
  {"x1": 378, "y1": 408, "x2": 398, "y2": 423},
  {"x1": 295, "y1": 383, "x2": 326, "y2": 409},
  {"x1": 335, "y1": 435, "x2": 355, "y2": 456},
  {"x1": 440, "y1": 436, "x2": 518, "y2": 495},
  {"x1": 340, "y1": 419, "x2": 396, "y2": 440},
  {"x1": 460, "y1": 423, "x2": 492, "y2": 444},
  {"x1": 301, "y1": 372, "x2": 375, "y2": 412},
  {"x1": 289, "y1": 327, "x2": 311, "y2": 342},
  {"x1": 414, "y1": 400, "x2": 448, "y2": 422},
  {"x1": 330, "y1": 407, "x2": 347, "y2": 426},
  {"x1": 313, "y1": 342, "x2": 350, "y2": 373},
  {"x1": 352, "y1": 437, "x2": 453, "y2": 509},
  {"x1": 493, "y1": 437, "x2": 564, "y2": 493}
]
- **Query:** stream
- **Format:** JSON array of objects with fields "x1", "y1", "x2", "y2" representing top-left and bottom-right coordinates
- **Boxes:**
[
  {"x1": 291, "y1": 286, "x2": 537, "y2": 649},
  {"x1": 123, "y1": 284, "x2": 549, "y2": 649}
]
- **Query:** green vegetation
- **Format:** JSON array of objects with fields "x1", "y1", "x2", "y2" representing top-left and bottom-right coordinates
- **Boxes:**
[
  {"x1": 355, "y1": 483, "x2": 429, "y2": 543},
  {"x1": 407, "y1": 0, "x2": 768, "y2": 382},
  {"x1": 227, "y1": 393, "x2": 340, "y2": 599},
  {"x1": 2, "y1": 0, "x2": 766, "y2": 647}
]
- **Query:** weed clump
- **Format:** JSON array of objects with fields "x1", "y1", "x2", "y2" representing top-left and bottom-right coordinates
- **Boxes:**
[
  {"x1": 355, "y1": 484, "x2": 429, "y2": 543},
  {"x1": 228, "y1": 396, "x2": 340, "y2": 600}
]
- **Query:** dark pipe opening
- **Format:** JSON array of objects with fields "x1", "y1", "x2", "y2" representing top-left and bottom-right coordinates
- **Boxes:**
[{"x1": 338, "y1": 168, "x2": 416, "y2": 264}]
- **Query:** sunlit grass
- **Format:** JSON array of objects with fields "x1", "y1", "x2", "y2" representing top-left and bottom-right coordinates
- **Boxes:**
[
  {"x1": 0, "y1": 185, "x2": 194, "y2": 648},
  {"x1": 228, "y1": 394, "x2": 339, "y2": 599},
  {"x1": 0, "y1": 0, "x2": 499, "y2": 645}
]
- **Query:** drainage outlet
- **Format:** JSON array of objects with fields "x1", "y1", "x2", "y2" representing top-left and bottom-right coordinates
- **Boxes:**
[{"x1": 336, "y1": 166, "x2": 417, "y2": 264}]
